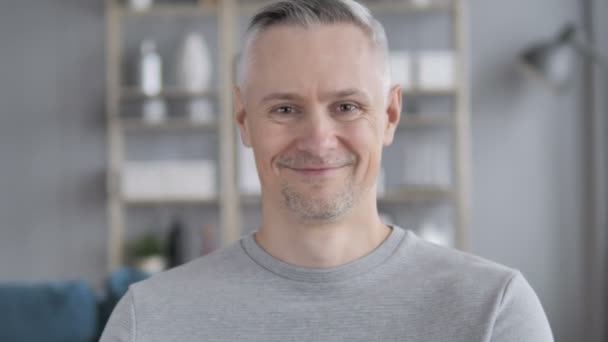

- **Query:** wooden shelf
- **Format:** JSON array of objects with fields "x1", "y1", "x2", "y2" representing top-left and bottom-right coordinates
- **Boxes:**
[
  {"x1": 121, "y1": 118, "x2": 218, "y2": 131},
  {"x1": 120, "y1": 87, "x2": 217, "y2": 100},
  {"x1": 117, "y1": 3, "x2": 217, "y2": 17},
  {"x1": 378, "y1": 186, "x2": 453, "y2": 203}
]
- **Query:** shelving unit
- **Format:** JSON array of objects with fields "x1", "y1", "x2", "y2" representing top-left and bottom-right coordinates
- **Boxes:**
[{"x1": 104, "y1": 0, "x2": 471, "y2": 271}]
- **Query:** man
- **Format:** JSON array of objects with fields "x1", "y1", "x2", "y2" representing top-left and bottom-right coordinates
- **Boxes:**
[{"x1": 101, "y1": 0, "x2": 554, "y2": 341}]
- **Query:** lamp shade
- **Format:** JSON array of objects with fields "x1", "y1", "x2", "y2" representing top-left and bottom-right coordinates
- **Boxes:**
[{"x1": 521, "y1": 24, "x2": 578, "y2": 90}]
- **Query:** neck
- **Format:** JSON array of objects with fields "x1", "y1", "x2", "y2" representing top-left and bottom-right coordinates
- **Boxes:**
[{"x1": 255, "y1": 191, "x2": 391, "y2": 268}]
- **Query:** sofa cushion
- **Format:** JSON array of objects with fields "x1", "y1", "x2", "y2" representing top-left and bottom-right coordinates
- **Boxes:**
[{"x1": 0, "y1": 280, "x2": 97, "y2": 342}]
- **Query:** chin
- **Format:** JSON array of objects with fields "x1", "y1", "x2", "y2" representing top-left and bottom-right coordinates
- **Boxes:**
[{"x1": 281, "y1": 182, "x2": 357, "y2": 221}]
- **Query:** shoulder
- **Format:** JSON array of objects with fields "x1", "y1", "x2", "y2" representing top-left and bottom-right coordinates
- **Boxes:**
[
  {"x1": 100, "y1": 240, "x2": 257, "y2": 341},
  {"x1": 394, "y1": 229, "x2": 553, "y2": 340},
  {"x1": 402, "y1": 229, "x2": 516, "y2": 277},
  {"x1": 394, "y1": 229, "x2": 521, "y2": 299}
]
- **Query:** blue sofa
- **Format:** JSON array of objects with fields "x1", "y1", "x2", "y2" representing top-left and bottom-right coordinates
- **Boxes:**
[{"x1": 0, "y1": 267, "x2": 149, "y2": 342}]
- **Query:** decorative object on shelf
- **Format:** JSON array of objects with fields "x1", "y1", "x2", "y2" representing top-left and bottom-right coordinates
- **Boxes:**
[
  {"x1": 167, "y1": 217, "x2": 186, "y2": 268},
  {"x1": 417, "y1": 50, "x2": 456, "y2": 91},
  {"x1": 138, "y1": 39, "x2": 167, "y2": 124},
  {"x1": 403, "y1": 137, "x2": 451, "y2": 186},
  {"x1": 389, "y1": 51, "x2": 413, "y2": 91},
  {"x1": 238, "y1": 143, "x2": 261, "y2": 196},
  {"x1": 128, "y1": 0, "x2": 153, "y2": 12},
  {"x1": 122, "y1": 160, "x2": 217, "y2": 201},
  {"x1": 164, "y1": 160, "x2": 217, "y2": 200},
  {"x1": 139, "y1": 39, "x2": 163, "y2": 96},
  {"x1": 176, "y1": 32, "x2": 214, "y2": 124},
  {"x1": 122, "y1": 161, "x2": 160, "y2": 200},
  {"x1": 127, "y1": 233, "x2": 167, "y2": 274},
  {"x1": 177, "y1": 32, "x2": 212, "y2": 93}
]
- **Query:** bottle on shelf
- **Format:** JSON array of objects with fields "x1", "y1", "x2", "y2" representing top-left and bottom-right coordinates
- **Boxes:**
[
  {"x1": 167, "y1": 216, "x2": 186, "y2": 268},
  {"x1": 176, "y1": 32, "x2": 215, "y2": 124},
  {"x1": 138, "y1": 39, "x2": 167, "y2": 124}
]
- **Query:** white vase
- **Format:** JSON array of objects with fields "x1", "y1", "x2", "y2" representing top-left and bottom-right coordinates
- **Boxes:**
[
  {"x1": 176, "y1": 32, "x2": 212, "y2": 93},
  {"x1": 139, "y1": 39, "x2": 162, "y2": 96}
]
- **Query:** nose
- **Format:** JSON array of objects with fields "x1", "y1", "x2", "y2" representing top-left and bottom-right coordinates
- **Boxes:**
[{"x1": 295, "y1": 107, "x2": 339, "y2": 154}]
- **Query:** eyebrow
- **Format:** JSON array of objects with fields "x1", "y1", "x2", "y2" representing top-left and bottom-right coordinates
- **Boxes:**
[
  {"x1": 260, "y1": 92, "x2": 303, "y2": 103},
  {"x1": 260, "y1": 88, "x2": 370, "y2": 104},
  {"x1": 328, "y1": 88, "x2": 370, "y2": 102}
]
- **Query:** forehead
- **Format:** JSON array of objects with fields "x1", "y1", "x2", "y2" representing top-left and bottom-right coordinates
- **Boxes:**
[{"x1": 244, "y1": 23, "x2": 384, "y2": 99}]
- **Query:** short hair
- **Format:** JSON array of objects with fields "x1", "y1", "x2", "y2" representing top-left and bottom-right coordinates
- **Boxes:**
[{"x1": 236, "y1": 0, "x2": 391, "y2": 90}]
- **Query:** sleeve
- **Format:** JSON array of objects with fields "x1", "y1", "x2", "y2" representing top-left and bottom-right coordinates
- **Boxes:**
[
  {"x1": 490, "y1": 271, "x2": 554, "y2": 342},
  {"x1": 99, "y1": 289, "x2": 136, "y2": 342}
]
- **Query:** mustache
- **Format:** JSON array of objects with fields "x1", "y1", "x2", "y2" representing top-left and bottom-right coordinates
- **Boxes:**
[{"x1": 276, "y1": 152, "x2": 356, "y2": 169}]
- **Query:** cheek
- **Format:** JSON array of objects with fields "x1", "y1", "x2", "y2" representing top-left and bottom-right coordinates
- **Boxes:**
[
  {"x1": 343, "y1": 121, "x2": 384, "y2": 183},
  {"x1": 345, "y1": 120, "x2": 384, "y2": 159},
  {"x1": 249, "y1": 121, "x2": 289, "y2": 173}
]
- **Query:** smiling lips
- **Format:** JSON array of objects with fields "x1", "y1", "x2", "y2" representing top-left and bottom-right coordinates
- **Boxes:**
[
  {"x1": 277, "y1": 153, "x2": 356, "y2": 177},
  {"x1": 287, "y1": 165, "x2": 348, "y2": 177}
]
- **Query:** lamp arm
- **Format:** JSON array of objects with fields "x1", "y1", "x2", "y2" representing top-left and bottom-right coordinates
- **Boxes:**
[{"x1": 571, "y1": 40, "x2": 608, "y2": 70}]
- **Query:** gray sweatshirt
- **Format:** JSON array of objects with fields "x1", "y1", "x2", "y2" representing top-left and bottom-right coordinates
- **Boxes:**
[{"x1": 100, "y1": 226, "x2": 553, "y2": 341}]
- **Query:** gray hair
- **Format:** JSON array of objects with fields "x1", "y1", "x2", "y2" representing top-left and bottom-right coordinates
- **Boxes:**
[{"x1": 236, "y1": 0, "x2": 391, "y2": 90}]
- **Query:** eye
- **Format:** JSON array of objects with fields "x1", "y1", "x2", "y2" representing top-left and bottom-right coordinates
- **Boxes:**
[
  {"x1": 269, "y1": 105, "x2": 300, "y2": 123},
  {"x1": 272, "y1": 106, "x2": 297, "y2": 115},
  {"x1": 333, "y1": 102, "x2": 362, "y2": 120},
  {"x1": 337, "y1": 103, "x2": 358, "y2": 112}
]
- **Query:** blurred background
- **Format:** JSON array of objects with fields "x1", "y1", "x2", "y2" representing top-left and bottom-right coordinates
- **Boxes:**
[{"x1": 0, "y1": 0, "x2": 606, "y2": 341}]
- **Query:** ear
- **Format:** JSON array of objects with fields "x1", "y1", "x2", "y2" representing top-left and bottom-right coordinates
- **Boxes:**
[
  {"x1": 234, "y1": 86, "x2": 252, "y2": 147},
  {"x1": 383, "y1": 85, "x2": 402, "y2": 146}
]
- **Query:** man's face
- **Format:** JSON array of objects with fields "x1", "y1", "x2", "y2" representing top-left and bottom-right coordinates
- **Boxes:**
[{"x1": 235, "y1": 23, "x2": 401, "y2": 223}]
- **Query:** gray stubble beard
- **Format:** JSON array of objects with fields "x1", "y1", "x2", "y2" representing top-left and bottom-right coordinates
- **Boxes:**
[{"x1": 280, "y1": 175, "x2": 357, "y2": 224}]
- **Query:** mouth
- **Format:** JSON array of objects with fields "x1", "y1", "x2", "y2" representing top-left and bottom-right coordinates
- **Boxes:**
[{"x1": 286, "y1": 165, "x2": 347, "y2": 177}]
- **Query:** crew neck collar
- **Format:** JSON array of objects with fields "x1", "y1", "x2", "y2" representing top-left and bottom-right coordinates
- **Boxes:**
[{"x1": 240, "y1": 226, "x2": 407, "y2": 283}]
